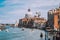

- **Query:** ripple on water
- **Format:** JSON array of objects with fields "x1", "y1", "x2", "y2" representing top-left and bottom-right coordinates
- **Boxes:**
[{"x1": 0, "y1": 28, "x2": 45, "y2": 40}]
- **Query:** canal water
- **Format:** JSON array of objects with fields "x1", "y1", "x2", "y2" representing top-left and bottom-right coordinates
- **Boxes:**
[{"x1": 0, "y1": 26, "x2": 46, "y2": 40}]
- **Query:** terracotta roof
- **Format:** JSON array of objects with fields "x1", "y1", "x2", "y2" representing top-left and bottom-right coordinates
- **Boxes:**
[
  {"x1": 22, "y1": 18, "x2": 28, "y2": 21},
  {"x1": 31, "y1": 17, "x2": 45, "y2": 20},
  {"x1": 20, "y1": 17, "x2": 46, "y2": 23}
]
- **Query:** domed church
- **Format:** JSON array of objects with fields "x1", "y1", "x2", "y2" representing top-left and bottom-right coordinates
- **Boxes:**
[{"x1": 25, "y1": 9, "x2": 33, "y2": 18}]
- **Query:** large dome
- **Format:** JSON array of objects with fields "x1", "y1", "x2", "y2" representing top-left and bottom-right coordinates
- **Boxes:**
[{"x1": 25, "y1": 9, "x2": 33, "y2": 18}]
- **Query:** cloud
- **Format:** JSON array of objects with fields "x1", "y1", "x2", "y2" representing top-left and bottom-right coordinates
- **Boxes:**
[{"x1": 0, "y1": 0, "x2": 60, "y2": 23}]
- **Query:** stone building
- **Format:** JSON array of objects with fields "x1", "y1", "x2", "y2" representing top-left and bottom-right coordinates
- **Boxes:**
[
  {"x1": 48, "y1": 7, "x2": 60, "y2": 31},
  {"x1": 18, "y1": 9, "x2": 46, "y2": 28}
]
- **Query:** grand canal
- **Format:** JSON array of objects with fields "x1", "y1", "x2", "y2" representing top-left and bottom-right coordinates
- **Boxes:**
[{"x1": 0, "y1": 26, "x2": 48, "y2": 40}]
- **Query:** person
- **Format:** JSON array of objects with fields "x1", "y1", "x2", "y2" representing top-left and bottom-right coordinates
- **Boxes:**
[
  {"x1": 40, "y1": 33, "x2": 43, "y2": 38},
  {"x1": 48, "y1": 38, "x2": 50, "y2": 40}
]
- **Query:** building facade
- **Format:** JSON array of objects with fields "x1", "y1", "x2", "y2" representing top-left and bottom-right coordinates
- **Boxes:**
[
  {"x1": 18, "y1": 9, "x2": 46, "y2": 29},
  {"x1": 48, "y1": 7, "x2": 60, "y2": 31},
  {"x1": 48, "y1": 10, "x2": 54, "y2": 29}
]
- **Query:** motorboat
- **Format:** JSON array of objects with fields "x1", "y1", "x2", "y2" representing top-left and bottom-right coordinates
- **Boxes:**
[{"x1": 5, "y1": 29, "x2": 9, "y2": 32}]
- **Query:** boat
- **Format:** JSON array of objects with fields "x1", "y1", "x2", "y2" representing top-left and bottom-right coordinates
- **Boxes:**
[
  {"x1": 5, "y1": 29, "x2": 9, "y2": 32},
  {"x1": 0, "y1": 29, "x2": 1, "y2": 31},
  {"x1": 21, "y1": 27, "x2": 25, "y2": 31}
]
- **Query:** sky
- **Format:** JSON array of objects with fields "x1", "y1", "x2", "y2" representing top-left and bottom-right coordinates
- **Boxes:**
[{"x1": 0, "y1": 0, "x2": 60, "y2": 24}]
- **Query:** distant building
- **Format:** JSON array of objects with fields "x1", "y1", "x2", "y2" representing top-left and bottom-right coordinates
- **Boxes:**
[
  {"x1": 18, "y1": 9, "x2": 46, "y2": 28},
  {"x1": 48, "y1": 10, "x2": 54, "y2": 29},
  {"x1": 0, "y1": 24, "x2": 5, "y2": 30},
  {"x1": 18, "y1": 19, "x2": 23, "y2": 27},
  {"x1": 18, "y1": 18, "x2": 28, "y2": 27},
  {"x1": 18, "y1": 17, "x2": 46, "y2": 28},
  {"x1": 48, "y1": 7, "x2": 60, "y2": 31},
  {"x1": 15, "y1": 20, "x2": 19, "y2": 27},
  {"x1": 25, "y1": 9, "x2": 33, "y2": 18},
  {"x1": 33, "y1": 17, "x2": 46, "y2": 29}
]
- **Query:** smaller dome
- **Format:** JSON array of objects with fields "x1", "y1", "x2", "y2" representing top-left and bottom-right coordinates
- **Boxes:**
[{"x1": 28, "y1": 9, "x2": 31, "y2": 12}]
